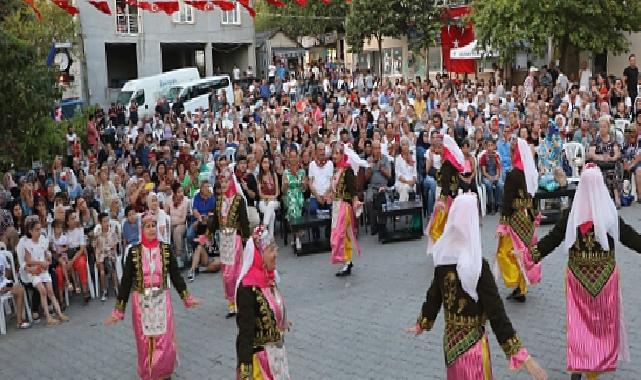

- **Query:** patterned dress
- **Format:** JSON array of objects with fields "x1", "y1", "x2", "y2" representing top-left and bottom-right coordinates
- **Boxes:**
[
  {"x1": 418, "y1": 259, "x2": 529, "y2": 379},
  {"x1": 535, "y1": 211, "x2": 641, "y2": 374},
  {"x1": 590, "y1": 135, "x2": 621, "y2": 197},
  {"x1": 283, "y1": 169, "x2": 305, "y2": 222},
  {"x1": 495, "y1": 168, "x2": 541, "y2": 294}
]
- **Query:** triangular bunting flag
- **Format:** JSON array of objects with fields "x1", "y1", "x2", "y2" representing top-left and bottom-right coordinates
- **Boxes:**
[
  {"x1": 236, "y1": 0, "x2": 255, "y2": 17},
  {"x1": 212, "y1": 0, "x2": 235, "y2": 11},
  {"x1": 23, "y1": 0, "x2": 43, "y2": 20},
  {"x1": 51, "y1": 0, "x2": 79, "y2": 15},
  {"x1": 88, "y1": 0, "x2": 112, "y2": 14},
  {"x1": 154, "y1": 1, "x2": 180, "y2": 15}
]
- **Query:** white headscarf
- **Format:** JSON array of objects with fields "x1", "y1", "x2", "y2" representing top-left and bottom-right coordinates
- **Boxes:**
[
  {"x1": 344, "y1": 144, "x2": 369, "y2": 173},
  {"x1": 431, "y1": 193, "x2": 483, "y2": 301},
  {"x1": 516, "y1": 138, "x2": 538, "y2": 197},
  {"x1": 564, "y1": 166, "x2": 618, "y2": 252}
]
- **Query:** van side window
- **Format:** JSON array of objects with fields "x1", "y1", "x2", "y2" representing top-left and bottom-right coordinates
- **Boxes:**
[{"x1": 135, "y1": 90, "x2": 145, "y2": 105}]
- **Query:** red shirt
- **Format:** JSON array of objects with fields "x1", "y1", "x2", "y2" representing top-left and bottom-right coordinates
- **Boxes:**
[{"x1": 87, "y1": 121, "x2": 99, "y2": 145}]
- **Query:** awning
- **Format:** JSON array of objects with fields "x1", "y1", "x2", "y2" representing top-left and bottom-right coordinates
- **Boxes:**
[
  {"x1": 450, "y1": 40, "x2": 498, "y2": 59},
  {"x1": 272, "y1": 47, "x2": 306, "y2": 59}
]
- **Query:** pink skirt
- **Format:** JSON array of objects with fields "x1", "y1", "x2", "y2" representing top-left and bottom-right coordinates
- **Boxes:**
[
  {"x1": 222, "y1": 235, "x2": 243, "y2": 301},
  {"x1": 566, "y1": 266, "x2": 628, "y2": 373},
  {"x1": 447, "y1": 334, "x2": 493, "y2": 380},
  {"x1": 131, "y1": 290, "x2": 177, "y2": 380},
  {"x1": 330, "y1": 201, "x2": 360, "y2": 264}
]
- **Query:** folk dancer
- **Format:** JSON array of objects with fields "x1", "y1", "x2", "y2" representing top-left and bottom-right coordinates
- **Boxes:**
[
  {"x1": 104, "y1": 211, "x2": 200, "y2": 380},
  {"x1": 409, "y1": 193, "x2": 547, "y2": 380},
  {"x1": 236, "y1": 225, "x2": 290, "y2": 380},
  {"x1": 210, "y1": 169, "x2": 250, "y2": 318},
  {"x1": 330, "y1": 143, "x2": 368, "y2": 276},
  {"x1": 426, "y1": 134, "x2": 465, "y2": 250},
  {"x1": 534, "y1": 165, "x2": 641, "y2": 380},
  {"x1": 495, "y1": 138, "x2": 541, "y2": 302}
]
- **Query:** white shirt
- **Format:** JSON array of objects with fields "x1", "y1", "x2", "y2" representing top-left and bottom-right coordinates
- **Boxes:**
[
  {"x1": 233, "y1": 67, "x2": 241, "y2": 81},
  {"x1": 268, "y1": 65, "x2": 276, "y2": 77},
  {"x1": 308, "y1": 160, "x2": 334, "y2": 196},
  {"x1": 395, "y1": 155, "x2": 417, "y2": 185},
  {"x1": 24, "y1": 236, "x2": 49, "y2": 263},
  {"x1": 425, "y1": 149, "x2": 442, "y2": 171},
  {"x1": 67, "y1": 227, "x2": 86, "y2": 249}
]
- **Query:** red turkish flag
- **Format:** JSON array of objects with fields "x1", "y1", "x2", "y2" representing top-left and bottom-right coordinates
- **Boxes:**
[
  {"x1": 237, "y1": 0, "x2": 255, "y2": 17},
  {"x1": 136, "y1": 1, "x2": 157, "y2": 12},
  {"x1": 294, "y1": 0, "x2": 307, "y2": 5},
  {"x1": 212, "y1": 0, "x2": 236, "y2": 11},
  {"x1": 184, "y1": 0, "x2": 208, "y2": 10},
  {"x1": 88, "y1": 0, "x2": 112, "y2": 14},
  {"x1": 440, "y1": 25, "x2": 475, "y2": 74},
  {"x1": 154, "y1": 1, "x2": 179, "y2": 14},
  {"x1": 51, "y1": 0, "x2": 79, "y2": 15}
]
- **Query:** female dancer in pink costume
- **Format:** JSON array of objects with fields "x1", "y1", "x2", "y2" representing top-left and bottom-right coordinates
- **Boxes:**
[
  {"x1": 535, "y1": 165, "x2": 641, "y2": 380},
  {"x1": 409, "y1": 193, "x2": 547, "y2": 380},
  {"x1": 330, "y1": 143, "x2": 367, "y2": 276},
  {"x1": 211, "y1": 169, "x2": 250, "y2": 318},
  {"x1": 105, "y1": 212, "x2": 200, "y2": 380}
]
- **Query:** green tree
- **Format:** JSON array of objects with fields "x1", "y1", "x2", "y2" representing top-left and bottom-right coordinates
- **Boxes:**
[
  {"x1": 255, "y1": 1, "x2": 348, "y2": 37},
  {"x1": 345, "y1": 0, "x2": 405, "y2": 76},
  {"x1": 471, "y1": 0, "x2": 641, "y2": 74},
  {"x1": 0, "y1": 0, "x2": 78, "y2": 169},
  {"x1": 402, "y1": 0, "x2": 441, "y2": 77}
]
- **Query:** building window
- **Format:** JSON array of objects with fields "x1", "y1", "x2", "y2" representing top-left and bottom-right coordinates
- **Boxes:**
[
  {"x1": 115, "y1": 0, "x2": 140, "y2": 34},
  {"x1": 172, "y1": 0, "x2": 194, "y2": 23},
  {"x1": 222, "y1": 1, "x2": 241, "y2": 25}
]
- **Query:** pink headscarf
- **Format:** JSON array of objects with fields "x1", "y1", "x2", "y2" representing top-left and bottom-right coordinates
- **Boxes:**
[{"x1": 240, "y1": 225, "x2": 275, "y2": 288}]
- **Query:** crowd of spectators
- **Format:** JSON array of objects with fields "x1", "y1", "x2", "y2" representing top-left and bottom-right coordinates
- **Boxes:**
[{"x1": 1, "y1": 53, "x2": 641, "y2": 329}]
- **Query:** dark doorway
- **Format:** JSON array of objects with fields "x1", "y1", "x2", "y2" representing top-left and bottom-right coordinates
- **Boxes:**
[
  {"x1": 161, "y1": 43, "x2": 205, "y2": 76},
  {"x1": 105, "y1": 43, "x2": 138, "y2": 89}
]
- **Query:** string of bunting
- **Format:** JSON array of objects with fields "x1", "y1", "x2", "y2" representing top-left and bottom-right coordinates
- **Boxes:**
[{"x1": 22, "y1": 0, "x2": 346, "y2": 18}]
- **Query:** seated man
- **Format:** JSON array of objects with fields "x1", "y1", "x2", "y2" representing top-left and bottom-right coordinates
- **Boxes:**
[
  {"x1": 188, "y1": 180, "x2": 218, "y2": 281},
  {"x1": 422, "y1": 134, "x2": 442, "y2": 217},
  {"x1": 365, "y1": 141, "x2": 392, "y2": 235},
  {"x1": 1, "y1": 248, "x2": 29, "y2": 329},
  {"x1": 308, "y1": 142, "x2": 334, "y2": 238},
  {"x1": 480, "y1": 139, "x2": 504, "y2": 214}
]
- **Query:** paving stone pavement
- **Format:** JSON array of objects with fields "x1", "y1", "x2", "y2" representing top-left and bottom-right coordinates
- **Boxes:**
[{"x1": 2, "y1": 206, "x2": 641, "y2": 380}]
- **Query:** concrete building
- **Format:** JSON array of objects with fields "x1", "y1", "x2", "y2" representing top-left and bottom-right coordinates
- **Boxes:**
[
  {"x1": 255, "y1": 30, "x2": 305, "y2": 78},
  {"x1": 608, "y1": 32, "x2": 641, "y2": 77},
  {"x1": 76, "y1": 0, "x2": 256, "y2": 108}
]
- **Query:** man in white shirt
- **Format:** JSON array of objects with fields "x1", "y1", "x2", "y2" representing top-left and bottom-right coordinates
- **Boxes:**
[
  {"x1": 308, "y1": 142, "x2": 334, "y2": 238},
  {"x1": 232, "y1": 64, "x2": 241, "y2": 81},
  {"x1": 268, "y1": 63, "x2": 276, "y2": 83},
  {"x1": 422, "y1": 134, "x2": 443, "y2": 216}
]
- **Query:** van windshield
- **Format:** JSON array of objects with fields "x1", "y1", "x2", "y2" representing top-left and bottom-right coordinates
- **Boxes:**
[
  {"x1": 116, "y1": 91, "x2": 133, "y2": 106},
  {"x1": 211, "y1": 78, "x2": 230, "y2": 90},
  {"x1": 166, "y1": 86, "x2": 182, "y2": 101}
]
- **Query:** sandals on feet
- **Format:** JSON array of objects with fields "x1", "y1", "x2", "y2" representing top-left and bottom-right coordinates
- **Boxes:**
[{"x1": 47, "y1": 318, "x2": 60, "y2": 327}]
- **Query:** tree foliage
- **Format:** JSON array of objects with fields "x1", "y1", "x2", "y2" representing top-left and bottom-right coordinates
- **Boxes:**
[
  {"x1": 255, "y1": 0, "x2": 349, "y2": 37},
  {"x1": 344, "y1": 0, "x2": 406, "y2": 74},
  {"x1": 0, "y1": 0, "x2": 78, "y2": 170},
  {"x1": 471, "y1": 0, "x2": 641, "y2": 67}
]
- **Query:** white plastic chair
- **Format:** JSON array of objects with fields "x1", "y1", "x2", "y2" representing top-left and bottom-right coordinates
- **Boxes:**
[
  {"x1": 476, "y1": 150, "x2": 488, "y2": 217},
  {"x1": 1, "y1": 245, "x2": 32, "y2": 334},
  {"x1": 14, "y1": 238, "x2": 33, "y2": 323},
  {"x1": 563, "y1": 142, "x2": 585, "y2": 184}
]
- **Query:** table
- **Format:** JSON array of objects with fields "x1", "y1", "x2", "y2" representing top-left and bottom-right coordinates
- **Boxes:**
[
  {"x1": 287, "y1": 214, "x2": 332, "y2": 256},
  {"x1": 534, "y1": 184, "x2": 577, "y2": 224},
  {"x1": 377, "y1": 200, "x2": 423, "y2": 243}
]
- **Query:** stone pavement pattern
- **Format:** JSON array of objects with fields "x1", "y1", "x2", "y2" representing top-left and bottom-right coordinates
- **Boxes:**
[{"x1": 2, "y1": 207, "x2": 641, "y2": 379}]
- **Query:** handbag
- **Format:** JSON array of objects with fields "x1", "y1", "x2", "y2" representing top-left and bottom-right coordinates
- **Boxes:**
[
  {"x1": 219, "y1": 228, "x2": 237, "y2": 265},
  {"x1": 138, "y1": 287, "x2": 167, "y2": 336}
]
